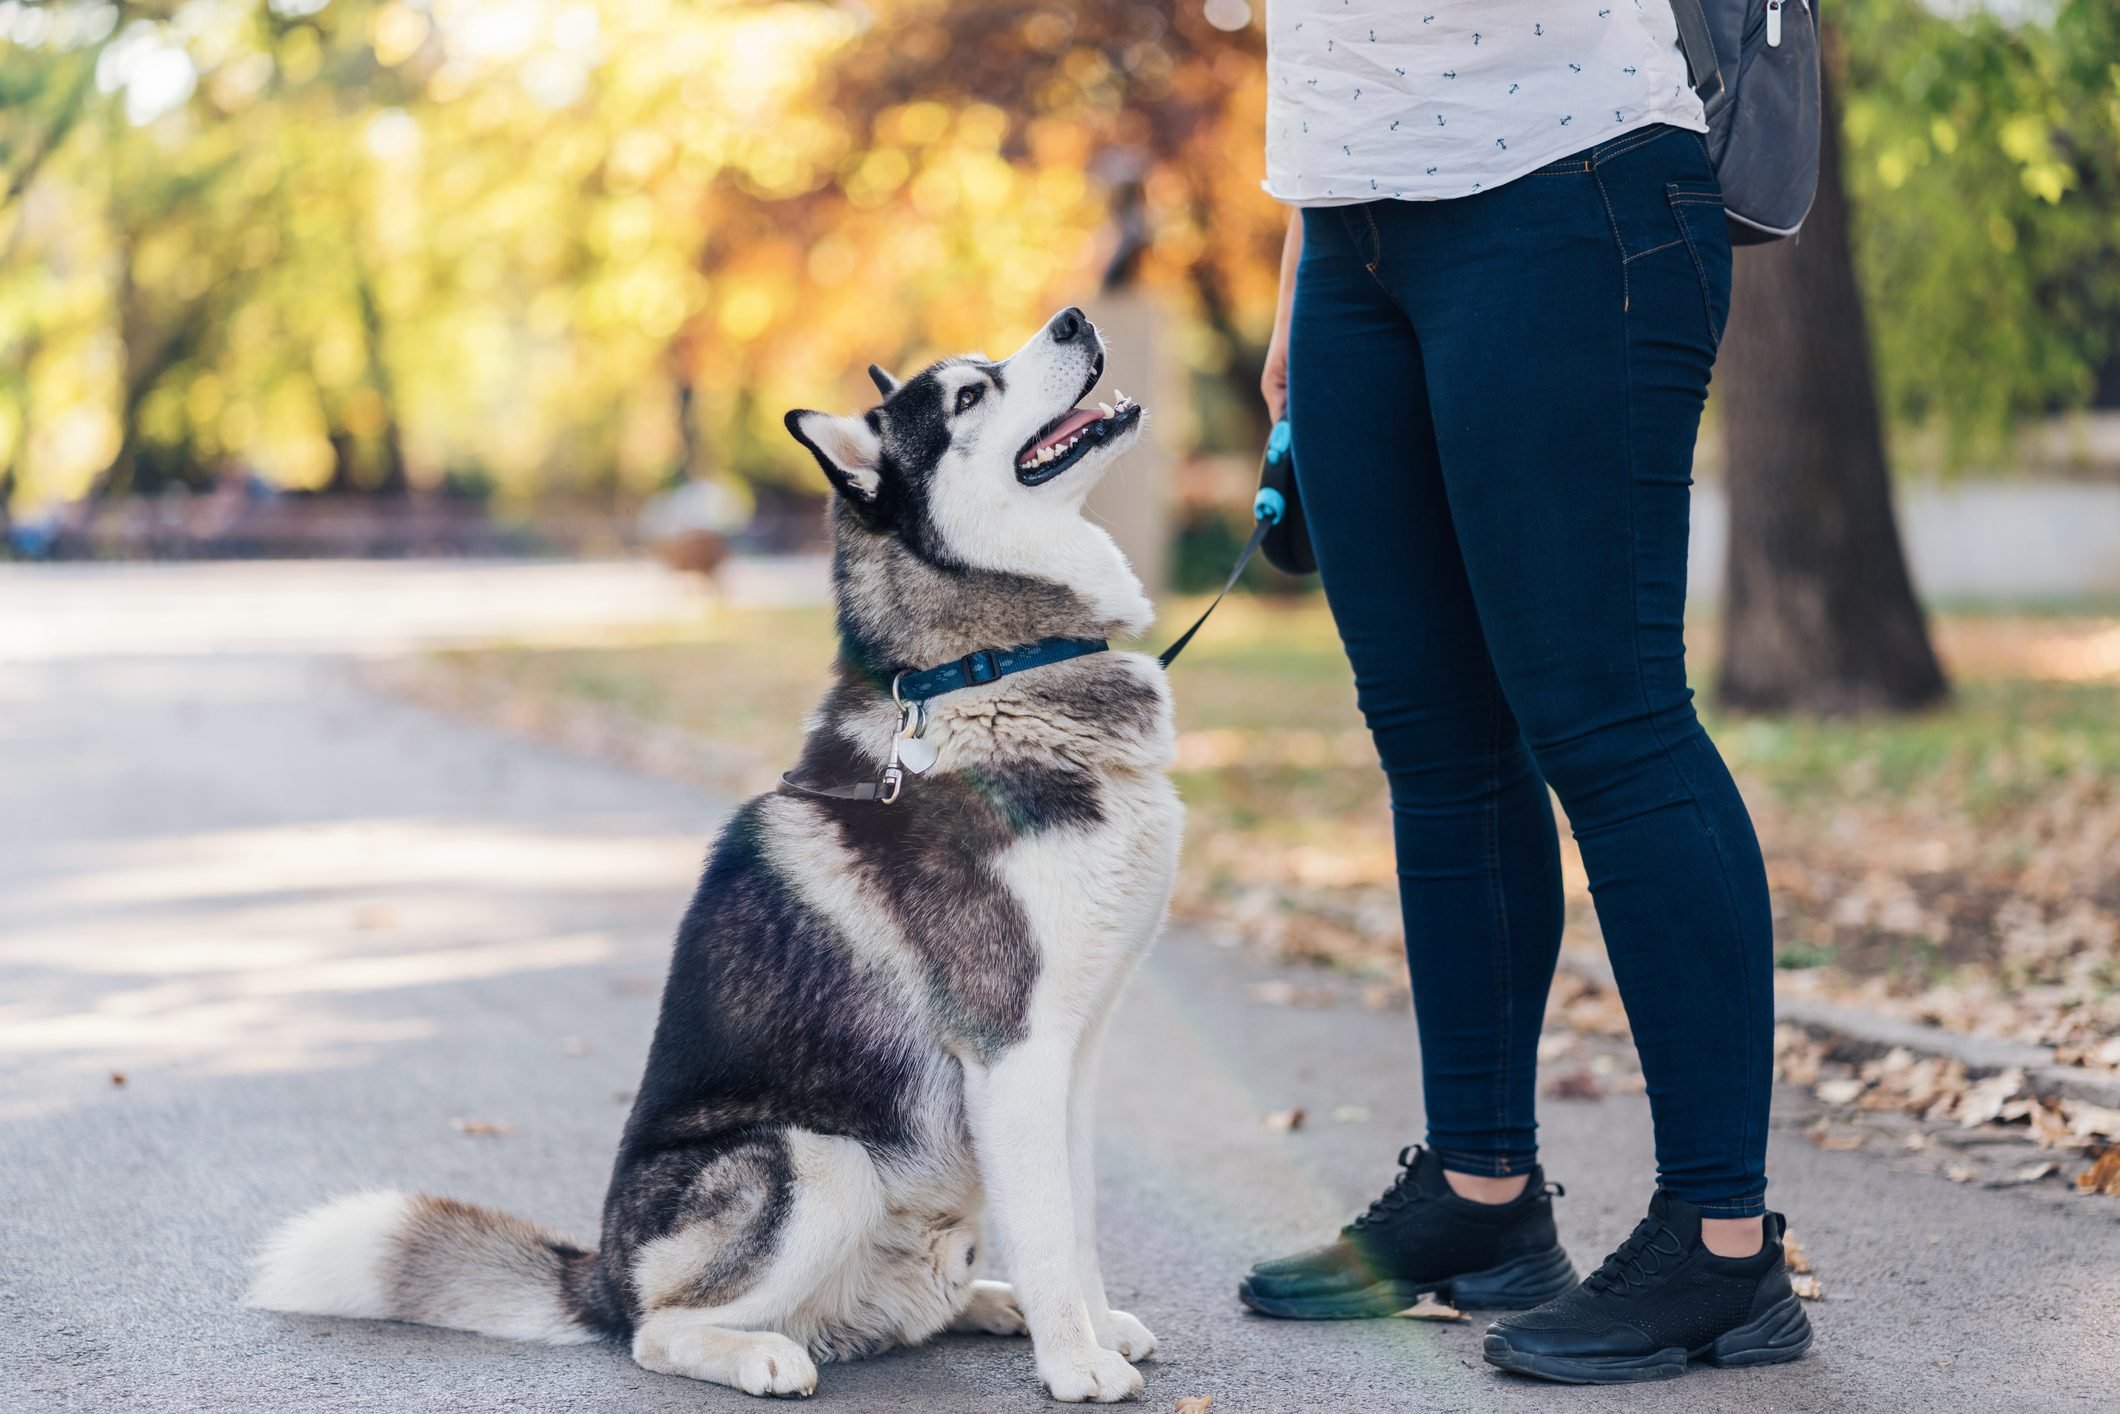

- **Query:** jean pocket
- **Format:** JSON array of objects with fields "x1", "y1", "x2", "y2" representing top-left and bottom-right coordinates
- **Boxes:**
[
  {"x1": 1334, "y1": 204, "x2": 1386, "y2": 277},
  {"x1": 1666, "y1": 182, "x2": 1732, "y2": 345}
]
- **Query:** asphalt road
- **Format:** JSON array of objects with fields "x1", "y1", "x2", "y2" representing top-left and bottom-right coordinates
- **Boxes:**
[{"x1": 3, "y1": 562, "x2": 2115, "y2": 1412}]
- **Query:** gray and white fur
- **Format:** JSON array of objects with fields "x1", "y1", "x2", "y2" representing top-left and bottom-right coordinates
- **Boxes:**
[{"x1": 247, "y1": 309, "x2": 1181, "y2": 1403}]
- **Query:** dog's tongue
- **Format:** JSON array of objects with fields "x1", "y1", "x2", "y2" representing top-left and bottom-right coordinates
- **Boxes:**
[{"x1": 1030, "y1": 407, "x2": 1103, "y2": 456}]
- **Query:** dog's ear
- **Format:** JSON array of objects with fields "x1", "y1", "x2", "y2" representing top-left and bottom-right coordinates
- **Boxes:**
[
  {"x1": 866, "y1": 364, "x2": 899, "y2": 398},
  {"x1": 785, "y1": 409, "x2": 883, "y2": 504}
]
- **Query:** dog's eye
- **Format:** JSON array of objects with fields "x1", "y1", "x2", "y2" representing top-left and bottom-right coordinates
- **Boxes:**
[{"x1": 954, "y1": 384, "x2": 984, "y2": 414}]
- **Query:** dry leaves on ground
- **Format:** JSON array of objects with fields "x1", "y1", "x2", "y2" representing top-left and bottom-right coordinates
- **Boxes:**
[
  {"x1": 1778, "y1": 1027, "x2": 2120, "y2": 1194},
  {"x1": 451, "y1": 1117, "x2": 519, "y2": 1137},
  {"x1": 2078, "y1": 1148, "x2": 2120, "y2": 1197},
  {"x1": 1261, "y1": 1107, "x2": 1306, "y2": 1133},
  {"x1": 1174, "y1": 1397, "x2": 1214, "y2": 1414},
  {"x1": 1790, "y1": 1273, "x2": 1824, "y2": 1301}
]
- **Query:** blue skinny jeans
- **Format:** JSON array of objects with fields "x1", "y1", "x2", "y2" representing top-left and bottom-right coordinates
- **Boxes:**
[{"x1": 1286, "y1": 125, "x2": 1771, "y2": 1217}]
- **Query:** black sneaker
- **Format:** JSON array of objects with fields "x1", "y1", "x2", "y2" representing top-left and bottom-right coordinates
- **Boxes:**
[
  {"x1": 1483, "y1": 1191, "x2": 1814, "y2": 1383},
  {"x1": 1237, "y1": 1146, "x2": 1577, "y2": 1319}
]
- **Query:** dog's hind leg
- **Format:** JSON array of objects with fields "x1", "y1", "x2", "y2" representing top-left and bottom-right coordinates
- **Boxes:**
[
  {"x1": 627, "y1": 1131, "x2": 885, "y2": 1398},
  {"x1": 949, "y1": 1279, "x2": 1028, "y2": 1336},
  {"x1": 632, "y1": 1316, "x2": 819, "y2": 1397}
]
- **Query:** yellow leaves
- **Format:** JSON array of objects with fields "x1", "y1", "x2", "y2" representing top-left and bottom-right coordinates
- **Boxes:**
[
  {"x1": 846, "y1": 147, "x2": 911, "y2": 206},
  {"x1": 371, "y1": 3, "x2": 431, "y2": 69},
  {"x1": 312, "y1": 324, "x2": 366, "y2": 390},
  {"x1": 718, "y1": 285, "x2": 776, "y2": 342},
  {"x1": 885, "y1": 101, "x2": 954, "y2": 147},
  {"x1": 279, "y1": 26, "x2": 322, "y2": 85},
  {"x1": 1998, "y1": 112, "x2": 2073, "y2": 204}
]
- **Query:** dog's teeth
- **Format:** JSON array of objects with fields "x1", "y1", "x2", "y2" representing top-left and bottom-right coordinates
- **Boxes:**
[{"x1": 1098, "y1": 402, "x2": 1115, "y2": 419}]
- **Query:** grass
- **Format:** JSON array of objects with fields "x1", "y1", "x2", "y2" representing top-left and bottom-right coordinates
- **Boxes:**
[{"x1": 416, "y1": 591, "x2": 2120, "y2": 1036}]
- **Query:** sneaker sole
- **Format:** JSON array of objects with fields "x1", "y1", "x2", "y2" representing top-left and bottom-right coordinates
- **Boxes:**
[
  {"x1": 1482, "y1": 1293, "x2": 1814, "y2": 1384},
  {"x1": 1238, "y1": 1244, "x2": 1578, "y2": 1320}
]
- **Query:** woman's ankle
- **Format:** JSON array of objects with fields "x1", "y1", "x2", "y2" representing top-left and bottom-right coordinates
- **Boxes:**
[
  {"x1": 1700, "y1": 1215, "x2": 1765, "y2": 1258},
  {"x1": 1443, "y1": 1169, "x2": 1531, "y2": 1205}
]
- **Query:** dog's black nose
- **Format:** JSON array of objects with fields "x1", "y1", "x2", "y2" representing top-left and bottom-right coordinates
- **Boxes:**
[{"x1": 1050, "y1": 307, "x2": 1086, "y2": 344}]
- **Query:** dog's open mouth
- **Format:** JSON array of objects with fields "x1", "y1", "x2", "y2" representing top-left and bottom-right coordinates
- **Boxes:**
[{"x1": 1015, "y1": 391, "x2": 1143, "y2": 486}]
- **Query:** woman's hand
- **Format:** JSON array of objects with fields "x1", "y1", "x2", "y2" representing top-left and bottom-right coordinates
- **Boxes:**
[
  {"x1": 1261, "y1": 211, "x2": 1302, "y2": 423},
  {"x1": 1261, "y1": 328, "x2": 1290, "y2": 424}
]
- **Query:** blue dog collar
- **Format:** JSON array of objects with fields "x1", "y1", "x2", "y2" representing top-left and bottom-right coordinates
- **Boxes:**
[{"x1": 893, "y1": 635, "x2": 1110, "y2": 704}]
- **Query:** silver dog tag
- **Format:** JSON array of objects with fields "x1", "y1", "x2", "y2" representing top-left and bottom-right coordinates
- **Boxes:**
[
  {"x1": 896, "y1": 702, "x2": 939, "y2": 775},
  {"x1": 898, "y1": 734, "x2": 939, "y2": 774}
]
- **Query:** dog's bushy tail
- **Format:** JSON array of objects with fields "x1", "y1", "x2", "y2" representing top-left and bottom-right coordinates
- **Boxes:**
[{"x1": 245, "y1": 1191, "x2": 621, "y2": 1344}]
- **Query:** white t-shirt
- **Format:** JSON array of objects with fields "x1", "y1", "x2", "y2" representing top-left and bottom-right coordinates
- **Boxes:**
[{"x1": 1263, "y1": 1, "x2": 1708, "y2": 205}]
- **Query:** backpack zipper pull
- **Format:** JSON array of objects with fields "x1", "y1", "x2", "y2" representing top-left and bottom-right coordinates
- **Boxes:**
[{"x1": 1767, "y1": 0, "x2": 1783, "y2": 47}]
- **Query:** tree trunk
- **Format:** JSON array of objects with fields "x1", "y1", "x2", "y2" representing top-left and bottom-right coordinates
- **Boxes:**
[{"x1": 1715, "y1": 57, "x2": 1946, "y2": 714}]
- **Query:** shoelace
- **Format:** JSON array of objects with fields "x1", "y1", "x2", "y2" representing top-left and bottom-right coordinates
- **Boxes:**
[
  {"x1": 1583, "y1": 1216, "x2": 1688, "y2": 1294},
  {"x1": 1346, "y1": 1145, "x2": 1428, "y2": 1231}
]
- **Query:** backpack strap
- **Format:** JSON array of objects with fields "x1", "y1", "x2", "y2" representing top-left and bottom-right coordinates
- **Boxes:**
[{"x1": 1667, "y1": 0, "x2": 1729, "y2": 120}]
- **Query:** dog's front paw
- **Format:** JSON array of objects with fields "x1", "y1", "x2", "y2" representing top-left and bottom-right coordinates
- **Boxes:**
[
  {"x1": 1094, "y1": 1309, "x2": 1158, "y2": 1363},
  {"x1": 1039, "y1": 1345, "x2": 1144, "y2": 1403},
  {"x1": 732, "y1": 1333, "x2": 817, "y2": 1398}
]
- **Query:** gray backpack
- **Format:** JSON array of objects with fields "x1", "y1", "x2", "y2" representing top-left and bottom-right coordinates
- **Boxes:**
[{"x1": 1668, "y1": 0, "x2": 1822, "y2": 241}]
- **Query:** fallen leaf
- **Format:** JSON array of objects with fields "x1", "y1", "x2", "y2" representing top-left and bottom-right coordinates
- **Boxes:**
[
  {"x1": 109, "y1": 1072, "x2": 126, "y2": 1087},
  {"x1": 1789, "y1": 1273, "x2": 1823, "y2": 1301},
  {"x1": 1782, "y1": 1234, "x2": 1812, "y2": 1275},
  {"x1": 2065, "y1": 1101, "x2": 2120, "y2": 1140},
  {"x1": 1814, "y1": 1077, "x2": 1867, "y2": 1106},
  {"x1": 1955, "y1": 1068, "x2": 2024, "y2": 1128},
  {"x1": 1331, "y1": 1105, "x2": 1372, "y2": 1124},
  {"x1": 1262, "y1": 1107, "x2": 1307, "y2": 1133},
  {"x1": 1990, "y1": 1160, "x2": 2059, "y2": 1188},
  {"x1": 1542, "y1": 1066, "x2": 1603, "y2": 1101},
  {"x1": 1946, "y1": 1164, "x2": 1978, "y2": 1183},
  {"x1": 2077, "y1": 1147, "x2": 2120, "y2": 1197},
  {"x1": 451, "y1": 1117, "x2": 520, "y2": 1137},
  {"x1": 1174, "y1": 1397, "x2": 1214, "y2": 1414},
  {"x1": 1396, "y1": 1296, "x2": 1468, "y2": 1322},
  {"x1": 1805, "y1": 1118, "x2": 1866, "y2": 1151}
]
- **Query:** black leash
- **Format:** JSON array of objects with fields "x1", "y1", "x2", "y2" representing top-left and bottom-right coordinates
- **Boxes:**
[{"x1": 1155, "y1": 515, "x2": 1271, "y2": 669}]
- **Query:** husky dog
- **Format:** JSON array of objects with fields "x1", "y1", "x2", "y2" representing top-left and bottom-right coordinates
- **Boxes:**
[{"x1": 247, "y1": 308, "x2": 1180, "y2": 1403}]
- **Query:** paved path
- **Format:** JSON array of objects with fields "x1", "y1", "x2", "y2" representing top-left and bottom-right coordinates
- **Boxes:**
[{"x1": 3, "y1": 562, "x2": 2115, "y2": 1412}]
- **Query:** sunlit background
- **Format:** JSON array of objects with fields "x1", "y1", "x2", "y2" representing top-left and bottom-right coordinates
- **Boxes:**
[{"x1": 3, "y1": 0, "x2": 2114, "y2": 540}]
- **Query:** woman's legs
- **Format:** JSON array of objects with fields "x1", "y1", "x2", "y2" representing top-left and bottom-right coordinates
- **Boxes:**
[
  {"x1": 1363, "y1": 128, "x2": 1772, "y2": 1217},
  {"x1": 1288, "y1": 208, "x2": 1566, "y2": 1183}
]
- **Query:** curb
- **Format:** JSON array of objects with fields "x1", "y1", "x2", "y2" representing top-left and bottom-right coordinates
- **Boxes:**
[{"x1": 1556, "y1": 953, "x2": 2120, "y2": 1110}]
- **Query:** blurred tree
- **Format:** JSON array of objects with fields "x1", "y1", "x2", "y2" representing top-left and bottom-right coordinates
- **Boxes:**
[
  {"x1": 1837, "y1": 0, "x2": 2120, "y2": 460},
  {"x1": 1718, "y1": 46, "x2": 1948, "y2": 714},
  {"x1": 0, "y1": 0, "x2": 2109, "y2": 532}
]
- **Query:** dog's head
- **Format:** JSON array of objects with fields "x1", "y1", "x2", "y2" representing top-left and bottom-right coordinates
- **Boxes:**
[{"x1": 785, "y1": 308, "x2": 1153, "y2": 665}]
